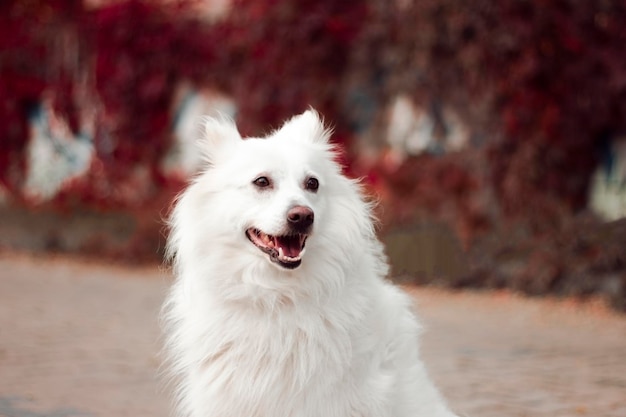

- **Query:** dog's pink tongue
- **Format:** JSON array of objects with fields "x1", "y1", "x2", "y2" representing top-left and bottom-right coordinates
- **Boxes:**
[{"x1": 275, "y1": 235, "x2": 302, "y2": 258}]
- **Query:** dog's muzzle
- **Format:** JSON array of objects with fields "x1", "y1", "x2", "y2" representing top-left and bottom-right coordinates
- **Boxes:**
[{"x1": 246, "y1": 206, "x2": 313, "y2": 269}]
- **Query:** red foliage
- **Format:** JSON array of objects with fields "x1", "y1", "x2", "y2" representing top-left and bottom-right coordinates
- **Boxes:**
[
  {"x1": 373, "y1": 151, "x2": 492, "y2": 246},
  {"x1": 86, "y1": 1, "x2": 230, "y2": 187},
  {"x1": 399, "y1": 0, "x2": 626, "y2": 216},
  {"x1": 0, "y1": 0, "x2": 364, "y2": 207},
  {"x1": 0, "y1": 0, "x2": 82, "y2": 193},
  {"x1": 2, "y1": 0, "x2": 626, "y2": 225},
  {"x1": 484, "y1": 0, "x2": 626, "y2": 215},
  {"x1": 217, "y1": 0, "x2": 366, "y2": 136}
]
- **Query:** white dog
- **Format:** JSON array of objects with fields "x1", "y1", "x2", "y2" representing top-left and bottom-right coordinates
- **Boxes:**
[{"x1": 162, "y1": 110, "x2": 458, "y2": 417}]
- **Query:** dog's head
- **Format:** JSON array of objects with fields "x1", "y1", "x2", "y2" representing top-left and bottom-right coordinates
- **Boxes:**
[{"x1": 176, "y1": 110, "x2": 348, "y2": 272}]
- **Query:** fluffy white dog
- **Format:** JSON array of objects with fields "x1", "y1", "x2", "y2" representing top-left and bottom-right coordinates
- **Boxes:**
[{"x1": 162, "y1": 110, "x2": 458, "y2": 417}]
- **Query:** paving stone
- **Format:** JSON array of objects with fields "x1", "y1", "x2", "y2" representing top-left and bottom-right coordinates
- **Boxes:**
[{"x1": 1, "y1": 254, "x2": 625, "y2": 417}]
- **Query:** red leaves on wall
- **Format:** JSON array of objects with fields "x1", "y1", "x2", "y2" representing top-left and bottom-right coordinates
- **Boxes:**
[
  {"x1": 0, "y1": 0, "x2": 363, "y2": 206},
  {"x1": 2, "y1": 0, "x2": 626, "y2": 222},
  {"x1": 377, "y1": 0, "x2": 626, "y2": 224}
]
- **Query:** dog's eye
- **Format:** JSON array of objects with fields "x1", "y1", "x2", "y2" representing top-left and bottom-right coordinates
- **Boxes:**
[
  {"x1": 253, "y1": 176, "x2": 271, "y2": 188},
  {"x1": 305, "y1": 177, "x2": 319, "y2": 192}
]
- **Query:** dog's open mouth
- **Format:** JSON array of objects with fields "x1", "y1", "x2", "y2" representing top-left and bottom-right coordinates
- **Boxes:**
[{"x1": 246, "y1": 228, "x2": 308, "y2": 269}]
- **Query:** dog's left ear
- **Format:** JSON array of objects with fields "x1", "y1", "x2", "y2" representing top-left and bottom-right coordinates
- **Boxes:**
[
  {"x1": 198, "y1": 114, "x2": 241, "y2": 165},
  {"x1": 280, "y1": 109, "x2": 332, "y2": 144}
]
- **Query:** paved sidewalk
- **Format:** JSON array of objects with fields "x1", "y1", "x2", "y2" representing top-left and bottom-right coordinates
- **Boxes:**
[{"x1": 0, "y1": 254, "x2": 625, "y2": 417}]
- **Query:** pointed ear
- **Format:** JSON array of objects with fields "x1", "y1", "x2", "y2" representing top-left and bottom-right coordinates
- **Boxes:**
[
  {"x1": 198, "y1": 114, "x2": 241, "y2": 164},
  {"x1": 279, "y1": 108, "x2": 332, "y2": 144}
]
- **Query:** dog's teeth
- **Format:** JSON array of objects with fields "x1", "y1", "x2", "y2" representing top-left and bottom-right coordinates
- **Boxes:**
[
  {"x1": 277, "y1": 249, "x2": 302, "y2": 262},
  {"x1": 299, "y1": 248, "x2": 306, "y2": 257}
]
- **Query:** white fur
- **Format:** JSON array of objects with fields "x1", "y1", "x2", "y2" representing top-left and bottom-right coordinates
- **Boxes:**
[{"x1": 162, "y1": 110, "x2": 458, "y2": 417}]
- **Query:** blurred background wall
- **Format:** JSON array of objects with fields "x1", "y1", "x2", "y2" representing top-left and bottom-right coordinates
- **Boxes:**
[{"x1": 1, "y1": 0, "x2": 625, "y2": 309}]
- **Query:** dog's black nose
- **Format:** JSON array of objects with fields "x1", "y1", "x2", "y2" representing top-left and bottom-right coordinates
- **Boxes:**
[{"x1": 287, "y1": 206, "x2": 314, "y2": 230}]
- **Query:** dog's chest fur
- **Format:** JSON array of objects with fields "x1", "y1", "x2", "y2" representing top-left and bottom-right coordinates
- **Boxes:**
[{"x1": 175, "y1": 284, "x2": 396, "y2": 417}]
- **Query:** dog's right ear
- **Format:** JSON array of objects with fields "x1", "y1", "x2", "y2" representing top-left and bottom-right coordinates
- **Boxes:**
[{"x1": 198, "y1": 115, "x2": 241, "y2": 165}]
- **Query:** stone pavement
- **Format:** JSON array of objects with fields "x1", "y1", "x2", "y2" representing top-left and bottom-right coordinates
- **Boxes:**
[{"x1": 0, "y1": 254, "x2": 625, "y2": 417}]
